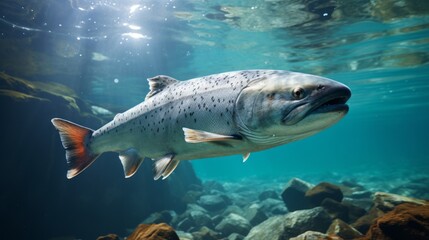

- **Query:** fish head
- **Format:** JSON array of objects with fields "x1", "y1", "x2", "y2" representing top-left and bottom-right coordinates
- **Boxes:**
[{"x1": 235, "y1": 71, "x2": 351, "y2": 143}]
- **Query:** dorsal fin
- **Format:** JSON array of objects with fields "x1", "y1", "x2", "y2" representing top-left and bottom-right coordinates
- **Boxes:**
[{"x1": 145, "y1": 75, "x2": 179, "y2": 100}]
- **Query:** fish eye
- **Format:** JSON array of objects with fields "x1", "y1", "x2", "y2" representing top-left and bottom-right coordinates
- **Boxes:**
[{"x1": 292, "y1": 87, "x2": 305, "y2": 100}]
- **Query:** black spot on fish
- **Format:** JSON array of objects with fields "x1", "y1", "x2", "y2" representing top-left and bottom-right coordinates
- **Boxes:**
[{"x1": 194, "y1": 118, "x2": 197, "y2": 123}]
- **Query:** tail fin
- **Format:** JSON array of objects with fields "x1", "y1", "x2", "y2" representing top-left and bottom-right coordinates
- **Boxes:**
[{"x1": 51, "y1": 118, "x2": 100, "y2": 179}]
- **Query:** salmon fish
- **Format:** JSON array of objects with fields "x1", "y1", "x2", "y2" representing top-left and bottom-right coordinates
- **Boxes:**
[{"x1": 52, "y1": 70, "x2": 351, "y2": 180}]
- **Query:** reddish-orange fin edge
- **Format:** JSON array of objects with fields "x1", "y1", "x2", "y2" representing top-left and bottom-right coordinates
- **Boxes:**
[{"x1": 51, "y1": 118, "x2": 100, "y2": 179}]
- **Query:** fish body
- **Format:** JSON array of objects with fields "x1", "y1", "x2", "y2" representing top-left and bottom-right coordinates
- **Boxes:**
[{"x1": 52, "y1": 70, "x2": 351, "y2": 180}]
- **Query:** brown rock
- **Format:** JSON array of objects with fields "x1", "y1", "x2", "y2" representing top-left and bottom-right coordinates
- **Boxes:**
[
  {"x1": 327, "y1": 219, "x2": 363, "y2": 239},
  {"x1": 362, "y1": 203, "x2": 429, "y2": 240},
  {"x1": 127, "y1": 223, "x2": 179, "y2": 240},
  {"x1": 306, "y1": 182, "x2": 344, "y2": 206},
  {"x1": 96, "y1": 234, "x2": 120, "y2": 240},
  {"x1": 352, "y1": 206, "x2": 384, "y2": 234}
]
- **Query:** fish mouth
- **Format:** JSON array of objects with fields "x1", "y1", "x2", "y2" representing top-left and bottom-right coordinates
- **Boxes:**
[
  {"x1": 311, "y1": 90, "x2": 350, "y2": 114},
  {"x1": 283, "y1": 86, "x2": 351, "y2": 125}
]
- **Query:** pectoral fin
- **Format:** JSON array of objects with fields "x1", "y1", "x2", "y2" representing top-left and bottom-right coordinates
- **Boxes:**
[
  {"x1": 183, "y1": 127, "x2": 242, "y2": 143},
  {"x1": 153, "y1": 153, "x2": 177, "y2": 180},
  {"x1": 242, "y1": 152, "x2": 251, "y2": 162},
  {"x1": 119, "y1": 148, "x2": 144, "y2": 178}
]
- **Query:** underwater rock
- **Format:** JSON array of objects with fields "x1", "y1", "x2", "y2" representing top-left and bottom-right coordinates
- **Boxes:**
[
  {"x1": 215, "y1": 213, "x2": 252, "y2": 237},
  {"x1": 0, "y1": 72, "x2": 97, "y2": 121},
  {"x1": 177, "y1": 218, "x2": 194, "y2": 232},
  {"x1": 96, "y1": 234, "x2": 121, "y2": 240},
  {"x1": 198, "y1": 194, "x2": 229, "y2": 212},
  {"x1": 223, "y1": 205, "x2": 245, "y2": 217},
  {"x1": 342, "y1": 198, "x2": 374, "y2": 212},
  {"x1": 127, "y1": 223, "x2": 179, "y2": 240},
  {"x1": 352, "y1": 207, "x2": 385, "y2": 234},
  {"x1": 258, "y1": 190, "x2": 279, "y2": 201},
  {"x1": 203, "y1": 180, "x2": 226, "y2": 192},
  {"x1": 243, "y1": 215, "x2": 284, "y2": 240},
  {"x1": 321, "y1": 198, "x2": 367, "y2": 223},
  {"x1": 259, "y1": 198, "x2": 288, "y2": 216},
  {"x1": 350, "y1": 191, "x2": 373, "y2": 199},
  {"x1": 281, "y1": 178, "x2": 314, "y2": 211},
  {"x1": 371, "y1": 0, "x2": 429, "y2": 21},
  {"x1": 175, "y1": 204, "x2": 213, "y2": 232},
  {"x1": 244, "y1": 207, "x2": 332, "y2": 240},
  {"x1": 227, "y1": 233, "x2": 245, "y2": 240},
  {"x1": 321, "y1": 198, "x2": 350, "y2": 222},
  {"x1": 362, "y1": 203, "x2": 429, "y2": 240},
  {"x1": 340, "y1": 180, "x2": 366, "y2": 192},
  {"x1": 182, "y1": 190, "x2": 204, "y2": 204},
  {"x1": 390, "y1": 181, "x2": 429, "y2": 200},
  {"x1": 191, "y1": 226, "x2": 221, "y2": 240},
  {"x1": 189, "y1": 209, "x2": 214, "y2": 229},
  {"x1": 176, "y1": 230, "x2": 194, "y2": 240},
  {"x1": 344, "y1": 202, "x2": 368, "y2": 224},
  {"x1": 244, "y1": 204, "x2": 268, "y2": 226},
  {"x1": 142, "y1": 211, "x2": 174, "y2": 225},
  {"x1": 373, "y1": 192, "x2": 428, "y2": 212},
  {"x1": 305, "y1": 182, "x2": 344, "y2": 206},
  {"x1": 289, "y1": 231, "x2": 343, "y2": 240},
  {"x1": 327, "y1": 219, "x2": 363, "y2": 239}
]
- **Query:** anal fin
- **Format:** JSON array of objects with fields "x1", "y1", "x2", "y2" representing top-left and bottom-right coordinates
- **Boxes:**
[
  {"x1": 161, "y1": 159, "x2": 180, "y2": 180},
  {"x1": 153, "y1": 153, "x2": 176, "y2": 180},
  {"x1": 119, "y1": 148, "x2": 144, "y2": 178},
  {"x1": 183, "y1": 127, "x2": 241, "y2": 143}
]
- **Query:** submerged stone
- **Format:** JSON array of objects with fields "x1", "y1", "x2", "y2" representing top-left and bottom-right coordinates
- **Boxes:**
[
  {"x1": 244, "y1": 207, "x2": 332, "y2": 240},
  {"x1": 259, "y1": 190, "x2": 279, "y2": 201},
  {"x1": 290, "y1": 231, "x2": 343, "y2": 240},
  {"x1": 373, "y1": 192, "x2": 428, "y2": 212},
  {"x1": 191, "y1": 226, "x2": 221, "y2": 240},
  {"x1": 244, "y1": 204, "x2": 268, "y2": 226},
  {"x1": 198, "y1": 194, "x2": 229, "y2": 212},
  {"x1": 305, "y1": 182, "x2": 344, "y2": 206},
  {"x1": 362, "y1": 203, "x2": 429, "y2": 240},
  {"x1": 215, "y1": 213, "x2": 252, "y2": 237},
  {"x1": 327, "y1": 219, "x2": 363, "y2": 239},
  {"x1": 281, "y1": 178, "x2": 314, "y2": 211}
]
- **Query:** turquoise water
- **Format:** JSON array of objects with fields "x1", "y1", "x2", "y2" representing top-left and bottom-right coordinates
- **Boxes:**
[{"x1": 1, "y1": 0, "x2": 429, "y2": 239}]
